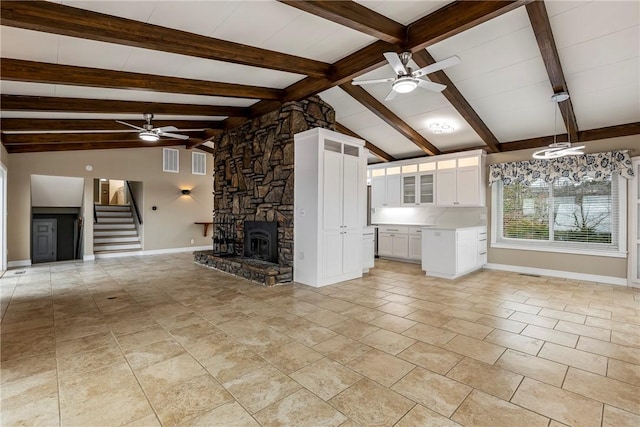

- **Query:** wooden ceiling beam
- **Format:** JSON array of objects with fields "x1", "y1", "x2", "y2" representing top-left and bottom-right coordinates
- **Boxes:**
[
  {"x1": 1, "y1": 131, "x2": 203, "y2": 145},
  {"x1": 1, "y1": 95, "x2": 250, "y2": 117},
  {"x1": 339, "y1": 84, "x2": 441, "y2": 156},
  {"x1": 278, "y1": 1, "x2": 405, "y2": 44},
  {"x1": 526, "y1": 1, "x2": 579, "y2": 143},
  {"x1": 195, "y1": 145, "x2": 215, "y2": 155},
  {"x1": 335, "y1": 122, "x2": 395, "y2": 162},
  {"x1": 1, "y1": 59, "x2": 283, "y2": 100},
  {"x1": 0, "y1": 118, "x2": 223, "y2": 132},
  {"x1": 499, "y1": 122, "x2": 640, "y2": 151},
  {"x1": 412, "y1": 50, "x2": 501, "y2": 153},
  {"x1": 0, "y1": 0, "x2": 331, "y2": 78},
  {"x1": 405, "y1": 0, "x2": 530, "y2": 51},
  {"x1": 5, "y1": 140, "x2": 185, "y2": 154}
]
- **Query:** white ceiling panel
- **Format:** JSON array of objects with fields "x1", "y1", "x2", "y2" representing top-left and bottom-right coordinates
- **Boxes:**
[
  {"x1": 559, "y1": 26, "x2": 639, "y2": 76},
  {"x1": 210, "y1": 1, "x2": 302, "y2": 48},
  {"x1": 548, "y1": 1, "x2": 639, "y2": 49},
  {"x1": 471, "y1": 82, "x2": 564, "y2": 142},
  {"x1": 261, "y1": 13, "x2": 375, "y2": 63},
  {"x1": 47, "y1": 85, "x2": 257, "y2": 107},
  {"x1": 355, "y1": 1, "x2": 453, "y2": 25},
  {"x1": 572, "y1": 82, "x2": 640, "y2": 131},
  {"x1": 0, "y1": 27, "x2": 60, "y2": 63},
  {"x1": 0, "y1": 81, "x2": 56, "y2": 97},
  {"x1": 355, "y1": 123, "x2": 423, "y2": 158},
  {"x1": 58, "y1": 36, "x2": 133, "y2": 70},
  {"x1": 147, "y1": 2, "x2": 241, "y2": 36},
  {"x1": 62, "y1": 0, "x2": 158, "y2": 22},
  {"x1": 427, "y1": 7, "x2": 532, "y2": 65},
  {"x1": 319, "y1": 87, "x2": 370, "y2": 121}
]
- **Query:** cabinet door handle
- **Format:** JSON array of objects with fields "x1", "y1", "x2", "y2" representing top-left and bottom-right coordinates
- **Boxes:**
[{"x1": 387, "y1": 228, "x2": 399, "y2": 231}]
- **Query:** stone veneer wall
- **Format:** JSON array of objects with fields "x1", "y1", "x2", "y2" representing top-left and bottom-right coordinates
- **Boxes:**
[{"x1": 212, "y1": 95, "x2": 336, "y2": 278}]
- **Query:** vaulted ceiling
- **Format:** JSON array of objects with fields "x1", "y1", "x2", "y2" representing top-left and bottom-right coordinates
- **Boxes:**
[{"x1": 1, "y1": 1, "x2": 638, "y2": 162}]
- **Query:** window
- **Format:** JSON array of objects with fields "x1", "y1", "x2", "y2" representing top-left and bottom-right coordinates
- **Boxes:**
[
  {"x1": 163, "y1": 148, "x2": 179, "y2": 173},
  {"x1": 493, "y1": 174, "x2": 625, "y2": 256},
  {"x1": 192, "y1": 152, "x2": 206, "y2": 175}
]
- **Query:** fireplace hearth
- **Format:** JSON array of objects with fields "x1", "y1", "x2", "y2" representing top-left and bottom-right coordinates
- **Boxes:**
[{"x1": 244, "y1": 221, "x2": 278, "y2": 263}]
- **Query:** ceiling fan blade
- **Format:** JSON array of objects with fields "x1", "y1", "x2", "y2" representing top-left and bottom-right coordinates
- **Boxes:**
[
  {"x1": 384, "y1": 89, "x2": 398, "y2": 101},
  {"x1": 383, "y1": 52, "x2": 407, "y2": 75},
  {"x1": 352, "y1": 77, "x2": 395, "y2": 86},
  {"x1": 116, "y1": 120, "x2": 145, "y2": 131},
  {"x1": 155, "y1": 126, "x2": 178, "y2": 132},
  {"x1": 412, "y1": 55, "x2": 461, "y2": 78},
  {"x1": 159, "y1": 131, "x2": 189, "y2": 140},
  {"x1": 417, "y1": 79, "x2": 447, "y2": 92}
]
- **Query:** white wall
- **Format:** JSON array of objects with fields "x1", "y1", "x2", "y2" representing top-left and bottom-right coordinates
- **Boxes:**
[{"x1": 31, "y1": 175, "x2": 84, "y2": 207}]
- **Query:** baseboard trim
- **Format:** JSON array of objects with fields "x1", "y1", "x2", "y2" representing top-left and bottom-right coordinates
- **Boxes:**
[
  {"x1": 484, "y1": 263, "x2": 628, "y2": 286},
  {"x1": 8, "y1": 259, "x2": 31, "y2": 268},
  {"x1": 93, "y1": 246, "x2": 211, "y2": 259},
  {"x1": 83, "y1": 255, "x2": 95, "y2": 261}
]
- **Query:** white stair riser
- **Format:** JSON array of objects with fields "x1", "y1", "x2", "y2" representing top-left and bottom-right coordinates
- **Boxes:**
[
  {"x1": 94, "y1": 237, "x2": 140, "y2": 243},
  {"x1": 94, "y1": 224, "x2": 135, "y2": 230},
  {"x1": 94, "y1": 243, "x2": 142, "y2": 251},
  {"x1": 94, "y1": 230, "x2": 138, "y2": 236},
  {"x1": 96, "y1": 212, "x2": 133, "y2": 217},
  {"x1": 95, "y1": 217, "x2": 134, "y2": 223}
]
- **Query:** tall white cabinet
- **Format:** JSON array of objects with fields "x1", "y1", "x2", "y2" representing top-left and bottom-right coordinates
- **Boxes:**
[{"x1": 294, "y1": 128, "x2": 367, "y2": 287}]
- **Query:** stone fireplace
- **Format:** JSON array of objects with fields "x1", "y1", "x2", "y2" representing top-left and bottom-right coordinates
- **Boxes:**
[
  {"x1": 194, "y1": 95, "x2": 336, "y2": 286},
  {"x1": 243, "y1": 221, "x2": 277, "y2": 263}
]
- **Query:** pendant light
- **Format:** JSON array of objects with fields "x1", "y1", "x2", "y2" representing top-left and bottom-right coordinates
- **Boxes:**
[{"x1": 533, "y1": 92, "x2": 585, "y2": 159}]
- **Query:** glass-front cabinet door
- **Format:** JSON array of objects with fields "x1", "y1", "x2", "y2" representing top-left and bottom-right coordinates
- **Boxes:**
[
  {"x1": 419, "y1": 173, "x2": 434, "y2": 204},
  {"x1": 402, "y1": 175, "x2": 417, "y2": 204}
]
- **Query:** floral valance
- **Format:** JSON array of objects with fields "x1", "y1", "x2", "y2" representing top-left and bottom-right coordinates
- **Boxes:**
[{"x1": 489, "y1": 150, "x2": 634, "y2": 186}]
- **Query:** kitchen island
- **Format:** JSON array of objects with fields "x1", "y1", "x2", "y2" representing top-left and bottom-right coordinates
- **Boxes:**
[{"x1": 421, "y1": 225, "x2": 487, "y2": 279}]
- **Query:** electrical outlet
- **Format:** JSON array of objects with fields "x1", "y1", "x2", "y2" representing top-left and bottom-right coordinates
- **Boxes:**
[{"x1": 190, "y1": 238, "x2": 195, "y2": 244}]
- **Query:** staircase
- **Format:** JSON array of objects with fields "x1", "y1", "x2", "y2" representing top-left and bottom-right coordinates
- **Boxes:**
[{"x1": 93, "y1": 204, "x2": 142, "y2": 255}]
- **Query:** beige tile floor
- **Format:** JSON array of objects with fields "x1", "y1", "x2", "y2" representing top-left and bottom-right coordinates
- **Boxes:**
[{"x1": 1, "y1": 254, "x2": 639, "y2": 426}]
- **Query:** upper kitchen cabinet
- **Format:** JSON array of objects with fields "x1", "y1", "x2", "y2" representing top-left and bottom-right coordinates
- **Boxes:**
[
  {"x1": 368, "y1": 150, "x2": 484, "y2": 208},
  {"x1": 371, "y1": 166, "x2": 401, "y2": 208},
  {"x1": 402, "y1": 162, "x2": 436, "y2": 206},
  {"x1": 436, "y1": 151, "x2": 486, "y2": 207}
]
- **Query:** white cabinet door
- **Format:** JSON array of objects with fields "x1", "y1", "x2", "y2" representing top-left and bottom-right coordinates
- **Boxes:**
[
  {"x1": 342, "y1": 230, "x2": 362, "y2": 276},
  {"x1": 322, "y1": 231, "x2": 343, "y2": 280},
  {"x1": 378, "y1": 233, "x2": 393, "y2": 257},
  {"x1": 456, "y1": 229, "x2": 478, "y2": 274},
  {"x1": 342, "y1": 155, "x2": 360, "y2": 229},
  {"x1": 402, "y1": 175, "x2": 417, "y2": 205},
  {"x1": 371, "y1": 176, "x2": 386, "y2": 208},
  {"x1": 392, "y1": 234, "x2": 409, "y2": 258},
  {"x1": 409, "y1": 235, "x2": 421, "y2": 260},
  {"x1": 418, "y1": 172, "x2": 435, "y2": 205},
  {"x1": 363, "y1": 235, "x2": 375, "y2": 270},
  {"x1": 436, "y1": 168, "x2": 457, "y2": 206},
  {"x1": 386, "y1": 174, "x2": 402, "y2": 206},
  {"x1": 456, "y1": 166, "x2": 480, "y2": 206},
  {"x1": 323, "y1": 150, "x2": 343, "y2": 230}
]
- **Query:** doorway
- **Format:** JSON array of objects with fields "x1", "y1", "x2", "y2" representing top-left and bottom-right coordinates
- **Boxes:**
[{"x1": 32, "y1": 219, "x2": 57, "y2": 263}]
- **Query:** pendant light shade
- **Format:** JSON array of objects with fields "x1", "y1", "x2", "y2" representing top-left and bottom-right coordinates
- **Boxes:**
[{"x1": 533, "y1": 92, "x2": 585, "y2": 159}]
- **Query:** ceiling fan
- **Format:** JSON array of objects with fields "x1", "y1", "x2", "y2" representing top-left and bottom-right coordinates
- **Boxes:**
[
  {"x1": 352, "y1": 52, "x2": 461, "y2": 101},
  {"x1": 116, "y1": 113, "x2": 189, "y2": 142}
]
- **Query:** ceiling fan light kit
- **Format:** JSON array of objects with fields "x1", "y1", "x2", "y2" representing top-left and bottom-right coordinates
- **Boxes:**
[
  {"x1": 116, "y1": 113, "x2": 189, "y2": 142},
  {"x1": 352, "y1": 51, "x2": 460, "y2": 100},
  {"x1": 533, "y1": 91, "x2": 585, "y2": 160}
]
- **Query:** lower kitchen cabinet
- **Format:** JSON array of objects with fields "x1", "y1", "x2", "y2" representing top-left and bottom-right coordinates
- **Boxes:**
[
  {"x1": 422, "y1": 226, "x2": 487, "y2": 279},
  {"x1": 377, "y1": 225, "x2": 421, "y2": 262}
]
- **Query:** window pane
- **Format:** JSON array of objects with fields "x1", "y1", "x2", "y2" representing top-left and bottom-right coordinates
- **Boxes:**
[
  {"x1": 552, "y1": 177, "x2": 612, "y2": 244},
  {"x1": 502, "y1": 180, "x2": 549, "y2": 240}
]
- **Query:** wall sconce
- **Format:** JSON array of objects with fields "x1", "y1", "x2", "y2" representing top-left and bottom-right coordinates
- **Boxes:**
[{"x1": 181, "y1": 189, "x2": 192, "y2": 196}]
